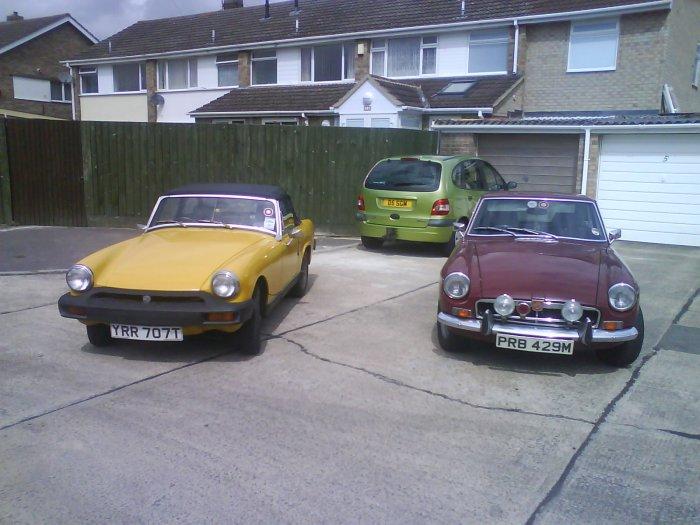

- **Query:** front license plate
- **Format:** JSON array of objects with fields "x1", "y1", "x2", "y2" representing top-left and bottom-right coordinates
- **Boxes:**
[
  {"x1": 495, "y1": 334, "x2": 574, "y2": 355},
  {"x1": 110, "y1": 324, "x2": 183, "y2": 341},
  {"x1": 382, "y1": 198, "x2": 411, "y2": 209}
]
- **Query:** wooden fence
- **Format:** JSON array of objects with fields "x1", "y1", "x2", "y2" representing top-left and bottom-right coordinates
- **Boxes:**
[{"x1": 0, "y1": 119, "x2": 438, "y2": 233}]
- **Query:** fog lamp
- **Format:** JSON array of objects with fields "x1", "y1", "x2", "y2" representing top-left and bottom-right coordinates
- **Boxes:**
[
  {"x1": 494, "y1": 294, "x2": 515, "y2": 317},
  {"x1": 561, "y1": 299, "x2": 584, "y2": 322}
]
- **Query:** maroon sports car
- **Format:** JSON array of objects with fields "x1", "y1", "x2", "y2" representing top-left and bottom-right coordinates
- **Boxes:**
[{"x1": 437, "y1": 193, "x2": 643, "y2": 366}]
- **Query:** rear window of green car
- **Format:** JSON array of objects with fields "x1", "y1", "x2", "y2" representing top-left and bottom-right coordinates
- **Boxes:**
[{"x1": 365, "y1": 160, "x2": 441, "y2": 192}]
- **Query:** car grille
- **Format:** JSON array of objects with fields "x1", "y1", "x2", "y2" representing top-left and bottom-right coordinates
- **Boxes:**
[
  {"x1": 476, "y1": 299, "x2": 600, "y2": 328},
  {"x1": 92, "y1": 292, "x2": 206, "y2": 304}
]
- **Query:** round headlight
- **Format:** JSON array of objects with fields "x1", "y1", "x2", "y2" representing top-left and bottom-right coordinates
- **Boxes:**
[
  {"x1": 608, "y1": 283, "x2": 636, "y2": 312},
  {"x1": 494, "y1": 294, "x2": 515, "y2": 317},
  {"x1": 443, "y1": 272, "x2": 470, "y2": 299},
  {"x1": 561, "y1": 299, "x2": 583, "y2": 322},
  {"x1": 212, "y1": 270, "x2": 240, "y2": 298},
  {"x1": 66, "y1": 264, "x2": 93, "y2": 292}
]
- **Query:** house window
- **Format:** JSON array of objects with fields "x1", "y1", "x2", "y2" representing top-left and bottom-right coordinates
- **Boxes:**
[
  {"x1": 50, "y1": 81, "x2": 71, "y2": 102},
  {"x1": 158, "y1": 58, "x2": 198, "y2": 90},
  {"x1": 216, "y1": 53, "x2": 239, "y2": 87},
  {"x1": 345, "y1": 118, "x2": 365, "y2": 127},
  {"x1": 568, "y1": 18, "x2": 619, "y2": 72},
  {"x1": 262, "y1": 118, "x2": 297, "y2": 125},
  {"x1": 113, "y1": 63, "x2": 146, "y2": 92},
  {"x1": 252, "y1": 49, "x2": 277, "y2": 85},
  {"x1": 79, "y1": 67, "x2": 98, "y2": 93},
  {"x1": 693, "y1": 44, "x2": 700, "y2": 87},
  {"x1": 301, "y1": 43, "x2": 355, "y2": 82},
  {"x1": 371, "y1": 36, "x2": 438, "y2": 77},
  {"x1": 468, "y1": 29, "x2": 509, "y2": 74}
]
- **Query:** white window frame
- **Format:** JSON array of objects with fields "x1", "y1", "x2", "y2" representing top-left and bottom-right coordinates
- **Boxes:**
[
  {"x1": 112, "y1": 62, "x2": 146, "y2": 93},
  {"x1": 216, "y1": 53, "x2": 239, "y2": 88},
  {"x1": 466, "y1": 29, "x2": 510, "y2": 76},
  {"x1": 567, "y1": 18, "x2": 620, "y2": 73},
  {"x1": 370, "y1": 36, "x2": 439, "y2": 78},
  {"x1": 251, "y1": 49, "x2": 278, "y2": 86},
  {"x1": 301, "y1": 43, "x2": 355, "y2": 83},
  {"x1": 78, "y1": 66, "x2": 98, "y2": 94},
  {"x1": 50, "y1": 81, "x2": 72, "y2": 103},
  {"x1": 692, "y1": 43, "x2": 700, "y2": 88},
  {"x1": 262, "y1": 118, "x2": 298, "y2": 125},
  {"x1": 157, "y1": 58, "x2": 198, "y2": 91}
]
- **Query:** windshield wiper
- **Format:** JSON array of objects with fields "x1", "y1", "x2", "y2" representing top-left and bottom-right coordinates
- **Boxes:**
[
  {"x1": 472, "y1": 226, "x2": 517, "y2": 236},
  {"x1": 503, "y1": 227, "x2": 558, "y2": 239}
]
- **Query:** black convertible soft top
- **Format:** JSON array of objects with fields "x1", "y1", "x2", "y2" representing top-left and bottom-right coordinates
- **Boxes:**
[{"x1": 165, "y1": 183, "x2": 289, "y2": 200}]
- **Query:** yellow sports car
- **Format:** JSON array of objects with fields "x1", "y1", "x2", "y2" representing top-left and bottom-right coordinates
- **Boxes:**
[{"x1": 58, "y1": 183, "x2": 315, "y2": 355}]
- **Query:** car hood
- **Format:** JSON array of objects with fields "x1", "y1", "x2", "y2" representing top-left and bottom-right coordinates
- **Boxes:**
[
  {"x1": 86, "y1": 227, "x2": 269, "y2": 291},
  {"x1": 474, "y1": 238, "x2": 603, "y2": 304}
]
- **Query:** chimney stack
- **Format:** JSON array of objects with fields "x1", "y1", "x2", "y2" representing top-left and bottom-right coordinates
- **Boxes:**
[
  {"x1": 264, "y1": 0, "x2": 271, "y2": 19},
  {"x1": 6, "y1": 11, "x2": 24, "y2": 21},
  {"x1": 221, "y1": 0, "x2": 243, "y2": 9}
]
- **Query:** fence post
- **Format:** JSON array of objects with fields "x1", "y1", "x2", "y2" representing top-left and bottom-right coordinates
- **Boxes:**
[{"x1": 0, "y1": 118, "x2": 12, "y2": 225}]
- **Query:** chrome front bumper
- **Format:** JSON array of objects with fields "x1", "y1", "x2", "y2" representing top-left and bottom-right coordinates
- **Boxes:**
[{"x1": 437, "y1": 312, "x2": 638, "y2": 344}]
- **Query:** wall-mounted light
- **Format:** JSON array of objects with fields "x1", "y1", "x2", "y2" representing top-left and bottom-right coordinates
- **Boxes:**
[{"x1": 363, "y1": 92, "x2": 373, "y2": 111}]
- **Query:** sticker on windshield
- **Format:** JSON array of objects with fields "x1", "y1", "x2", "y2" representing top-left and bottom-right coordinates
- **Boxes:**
[
  {"x1": 539, "y1": 201, "x2": 549, "y2": 209},
  {"x1": 527, "y1": 200, "x2": 538, "y2": 209},
  {"x1": 263, "y1": 217, "x2": 276, "y2": 231},
  {"x1": 591, "y1": 228, "x2": 600, "y2": 236},
  {"x1": 263, "y1": 207, "x2": 274, "y2": 217}
]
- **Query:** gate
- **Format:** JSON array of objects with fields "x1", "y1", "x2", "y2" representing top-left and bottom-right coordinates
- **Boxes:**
[{"x1": 5, "y1": 119, "x2": 86, "y2": 226}]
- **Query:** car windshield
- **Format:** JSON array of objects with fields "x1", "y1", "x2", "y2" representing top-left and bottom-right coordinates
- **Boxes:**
[
  {"x1": 470, "y1": 198, "x2": 606, "y2": 241},
  {"x1": 149, "y1": 196, "x2": 279, "y2": 234},
  {"x1": 364, "y1": 159, "x2": 441, "y2": 192}
]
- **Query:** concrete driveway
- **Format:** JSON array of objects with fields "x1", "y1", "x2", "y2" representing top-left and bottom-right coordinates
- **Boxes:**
[{"x1": 0, "y1": 228, "x2": 698, "y2": 523}]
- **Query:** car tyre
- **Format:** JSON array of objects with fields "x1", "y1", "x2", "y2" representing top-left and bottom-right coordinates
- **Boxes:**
[
  {"x1": 595, "y1": 308, "x2": 644, "y2": 367},
  {"x1": 289, "y1": 252, "x2": 310, "y2": 298},
  {"x1": 437, "y1": 318, "x2": 466, "y2": 353},
  {"x1": 442, "y1": 232, "x2": 457, "y2": 256},
  {"x1": 86, "y1": 324, "x2": 112, "y2": 347},
  {"x1": 238, "y1": 286, "x2": 263, "y2": 356},
  {"x1": 361, "y1": 236, "x2": 383, "y2": 250}
]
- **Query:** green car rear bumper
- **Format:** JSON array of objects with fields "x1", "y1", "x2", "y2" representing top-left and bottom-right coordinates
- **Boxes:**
[{"x1": 357, "y1": 215, "x2": 453, "y2": 243}]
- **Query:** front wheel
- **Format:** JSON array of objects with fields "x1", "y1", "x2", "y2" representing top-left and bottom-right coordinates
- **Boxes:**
[
  {"x1": 238, "y1": 287, "x2": 263, "y2": 356},
  {"x1": 289, "y1": 252, "x2": 310, "y2": 298},
  {"x1": 86, "y1": 324, "x2": 112, "y2": 347},
  {"x1": 361, "y1": 236, "x2": 384, "y2": 250},
  {"x1": 437, "y1": 318, "x2": 468, "y2": 353},
  {"x1": 595, "y1": 309, "x2": 644, "y2": 367},
  {"x1": 442, "y1": 232, "x2": 457, "y2": 256}
]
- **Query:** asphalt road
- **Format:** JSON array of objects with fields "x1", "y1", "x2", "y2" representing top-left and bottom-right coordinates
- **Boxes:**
[{"x1": 0, "y1": 229, "x2": 698, "y2": 523}]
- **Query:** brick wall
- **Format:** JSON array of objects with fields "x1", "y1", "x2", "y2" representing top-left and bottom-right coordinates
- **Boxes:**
[
  {"x1": 0, "y1": 23, "x2": 93, "y2": 119},
  {"x1": 439, "y1": 133, "x2": 477, "y2": 156},
  {"x1": 660, "y1": 0, "x2": 700, "y2": 112},
  {"x1": 522, "y1": 12, "x2": 668, "y2": 112}
]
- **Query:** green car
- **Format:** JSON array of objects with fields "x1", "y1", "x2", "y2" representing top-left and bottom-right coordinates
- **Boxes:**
[{"x1": 356, "y1": 155, "x2": 516, "y2": 254}]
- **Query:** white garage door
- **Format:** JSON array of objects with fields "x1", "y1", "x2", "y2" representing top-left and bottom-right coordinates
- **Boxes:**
[{"x1": 597, "y1": 134, "x2": 700, "y2": 247}]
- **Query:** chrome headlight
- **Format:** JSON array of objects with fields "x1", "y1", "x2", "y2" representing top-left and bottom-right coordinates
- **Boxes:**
[
  {"x1": 443, "y1": 272, "x2": 470, "y2": 299},
  {"x1": 212, "y1": 270, "x2": 240, "y2": 298},
  {"x1": 608, "y1": 283, "x2": 636, "y2": 312},
  {"x1": 561, "y1": 299, "x2": 584, "y2": 322},
  {"x1": 494, "y1": 294, "x2": 515, "y2": 316},
  {"x1": 66, "y1": 264, "x2": 93, "y2": 292}
]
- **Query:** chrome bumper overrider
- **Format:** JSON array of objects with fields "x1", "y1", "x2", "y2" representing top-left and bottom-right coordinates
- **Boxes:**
[{"x1": 437, "y1": 312, "x2": 638, "y2": 344}]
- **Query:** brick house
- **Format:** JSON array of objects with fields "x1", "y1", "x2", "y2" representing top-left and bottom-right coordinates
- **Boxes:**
[
  {"x1": 0, "y1": 12, "x2": 97, "y2": 120},
  {"x1": 63, "y1": 0, "x2": 699, "y2": 246}
]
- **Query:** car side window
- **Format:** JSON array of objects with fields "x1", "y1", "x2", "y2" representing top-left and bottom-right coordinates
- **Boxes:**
[
  {"x1": 478, "y1": 161, "x2": 506, "y2": 191},
  {"x1": 452, "y1": 160, "x2": 482, "y2": 190},
  {"x1": 279, "y1": 196, "x2": 299, "y2": 234}
]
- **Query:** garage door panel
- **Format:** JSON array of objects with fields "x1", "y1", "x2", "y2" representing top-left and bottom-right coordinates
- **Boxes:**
[
  {"x1": 598, "y1": 180, "x2": 694, "y2": 194},
  {"x1": 597, "y1": 134, "x2": 700, "y2": 246},
  {"x1": 477, "y1": 134, "x2": 579, "y2": 194},
  {"x1": 597, "y1": 199, "x2": 700, "y2": 215}
]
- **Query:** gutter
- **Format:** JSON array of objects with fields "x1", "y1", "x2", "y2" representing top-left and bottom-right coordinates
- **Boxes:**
[
  {"x1": 431, "y1": 123, "x2": 700, "y2": 133},
  {"x1": 62, "y1": 1, "x2": 671, "y2": 66},
  {"x1": 422, "y1": 107, "x2": 493, "y2": 114},
  {"x1": 189, "y1": 110, "x2": 335, "y2": 117}
]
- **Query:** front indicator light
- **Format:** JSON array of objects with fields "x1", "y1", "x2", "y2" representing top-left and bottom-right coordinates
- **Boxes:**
[
  {"x1": 561, "y1": 299, "x2": 584, "y2": 322},
  {"x1": 452, "y1": 308, "x2": 472, "y2": 319},
  {"x1": 602, "y1": 320, "x2": 623, "y2": 331},
  {"x1": 207, "y1": 312, "x2": 238, "y2": 323},
  {"x1": 494, "y1": 294, "x2": 515, "y2": 317}
]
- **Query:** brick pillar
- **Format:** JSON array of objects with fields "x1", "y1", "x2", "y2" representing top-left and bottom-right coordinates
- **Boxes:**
[
  {"x1": 71, "y1": 66, "x2": 81, "y2": 120},
  {"x1": 439, "y1": 133, "x2": 477, "y2": 156},
  {"x1": 355, "y1": 39, "x2": 371, "y2": 80},
  {"x1": 585, "y1": 135, "x2": 601, "y2": 198},
  {"x1": 238, "y1": 51, "x2": 251, "y2": 87},
  {"x1": 145, "y1": 59, "x2": 157, "y2": 123},
  {"x1": 516, "y1": 25, "x2": 527, "y2": 74}
]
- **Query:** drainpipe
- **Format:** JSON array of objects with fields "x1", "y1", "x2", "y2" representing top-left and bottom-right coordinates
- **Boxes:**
[
  {"x1": 581, "y1": 127, "x2": 591, "y2": 196},
  {"x1": 512, "y1": 20, "x2": 519, "y2": 74},
  {"x1": 69, "y1": 66, "x2": 76, "y2": 121}
]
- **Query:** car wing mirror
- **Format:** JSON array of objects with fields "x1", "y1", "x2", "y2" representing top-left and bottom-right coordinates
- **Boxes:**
[
  {"x1": 506, "y1": 181, "x2": 518, "y2": 190},
  {"x1": 453, "y1": 221, "x2": 467, "y2": 242},
  {"x1": 137, "y1": 223, "x2": 147, "y2": 231},
  {"x1": 608, "y1": 228, "x2": 622, "y2": 242}
]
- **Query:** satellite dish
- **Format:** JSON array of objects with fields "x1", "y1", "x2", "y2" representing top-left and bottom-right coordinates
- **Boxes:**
[
  {"x1": 150, "y1": 94, "x2": 165, "y2": 107},
  {"x1": 57, "y1": 71, "x2": 72, "y2": 83}
]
